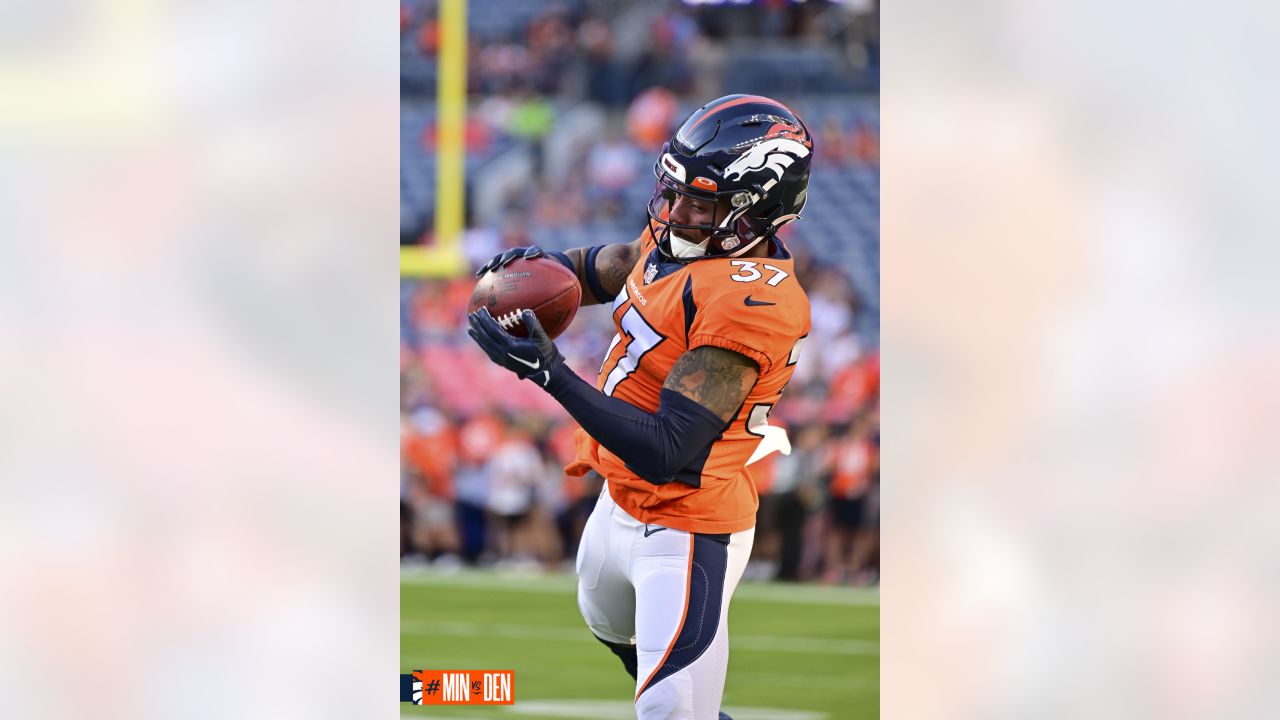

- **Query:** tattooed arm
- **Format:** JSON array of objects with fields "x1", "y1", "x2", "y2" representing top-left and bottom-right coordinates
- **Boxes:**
[
  {"x1": 564, "y1": 237, "x2": 643, "y2": 306},
  {"x1": 663, "y1": 347, "x2": 760, "y2": 423}
]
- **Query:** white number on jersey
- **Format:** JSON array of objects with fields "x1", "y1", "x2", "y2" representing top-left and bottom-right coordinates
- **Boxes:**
[
  {"x1": 603, "y1": 289, "x2": 667, "y2": 396},
  {"x1": 729, "y1": 260, "x2": 789, "y2": 286}
]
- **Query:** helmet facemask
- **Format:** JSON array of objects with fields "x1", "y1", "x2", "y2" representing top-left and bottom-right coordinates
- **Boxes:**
[{"x1": 647, "y1": 163, "x2": 774, "y2": 260}]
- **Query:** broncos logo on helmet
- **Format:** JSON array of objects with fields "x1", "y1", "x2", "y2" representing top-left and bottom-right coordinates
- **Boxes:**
[{"x1": 723, "y1": 137, "x2": 812, "y2": 182}]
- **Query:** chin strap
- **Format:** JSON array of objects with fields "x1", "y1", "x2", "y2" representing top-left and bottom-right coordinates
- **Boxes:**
[{"x1": 669, "y1": 231, "x2": 712, "y2": 259}]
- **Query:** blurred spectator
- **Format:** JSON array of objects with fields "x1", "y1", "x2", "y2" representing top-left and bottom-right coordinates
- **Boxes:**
[
  {"x1": 417, "y1": 16, "x2": 439, "y2": 56},
  {"x1": 585, "y1": 128, "x2": 641, "y2": 219},
  {"x1": 577, "y1": 17, "x2": 628, "y2": 107},
  {"x1": 852, "y1": 118, "x2": 879, "y2": 166},
  {"x1": 627, "y1": 11, "x2": 696, "y2": 97},
  {"x1": 453, "y1": 411, "x2": 504, "y2": 562},
  {"x1": 507, "y1": 86, "x2": 554, "y2": 176},
  {"x1": 525, "y1": 9, "x2": 576, "y2": 95},
  {"x1": 548, "y1": 422, "x2": 597, "y2": 561},
  {"x1": 776, "y1": 424, "x2": 834, "y2": 581},
  {"x1": 485, "y1": 425, "x2": 543, "y2": 566},
  {"x1": 401, "y1": 407, "x2": 461, "y2": 563},
  {"x1": 626, "y1": 87, "x2": 678, "y2": 152},
  {"x1": 531, "y1": 175, "x2": 591, "y2": 229},
  {"x1": 421, "y1": 116, "x2": 493, "y2": 154},
  {"x1": 474, "y1": 43, "x2": 529, "y2": 95},
  {"x1": 744, "y1": 427, "x2": 783, "y2": 580},
  {"x1": 823, "y1": 415, "x2": 880, "y2": 585},
  {"x1": 506, "y1": 87, "x2": 554, "y2": 142}
]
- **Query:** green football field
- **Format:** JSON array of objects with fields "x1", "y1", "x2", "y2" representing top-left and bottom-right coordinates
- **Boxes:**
[{"x1": 401, "y1": 569, "x2": 879, "y2": 719}]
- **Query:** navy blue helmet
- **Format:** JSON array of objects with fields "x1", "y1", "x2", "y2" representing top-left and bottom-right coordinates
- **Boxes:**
[{"x1": 647, "y1": 94, "x2": 814, "y2": 260}]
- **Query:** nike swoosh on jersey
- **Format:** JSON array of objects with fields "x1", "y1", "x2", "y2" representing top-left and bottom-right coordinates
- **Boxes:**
[
  {"x1": 743, "y1": 295, "x2": 776, "y2": 306},
  {"x1": 507, "y1": 353, "x2": 540, "y2": 369},
  {"x1": 643, "y1": 525, "x2": 667, "y2": 537}
]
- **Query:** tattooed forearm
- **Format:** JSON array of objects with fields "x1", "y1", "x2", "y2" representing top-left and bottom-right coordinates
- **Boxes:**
[
  {"x1": 663, "y1": 346, "x2": 760, "y2": 423},
  {"x1": 566, "y1": 238, "x2": 641, "y2": 306},
  {"x1": 596, "y1": 240, "x2": 640, "y2": 297}
]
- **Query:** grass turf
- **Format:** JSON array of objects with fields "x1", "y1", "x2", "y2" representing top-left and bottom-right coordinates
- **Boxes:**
[{"x1": 401, "y1": 570, "x2": 878, "y2": 719}]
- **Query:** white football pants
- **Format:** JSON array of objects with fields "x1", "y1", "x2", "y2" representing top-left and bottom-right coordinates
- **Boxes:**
[{"x1": 575, "y1": 484, "x2": 755, "y2": 720}]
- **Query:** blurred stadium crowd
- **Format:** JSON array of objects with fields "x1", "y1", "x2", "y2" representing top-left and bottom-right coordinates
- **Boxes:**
[{"x1": 401, "y1": 0, "x2": 879, "y2": 584}]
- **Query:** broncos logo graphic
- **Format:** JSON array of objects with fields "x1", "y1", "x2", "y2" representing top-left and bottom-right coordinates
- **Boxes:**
[{"x1": 723, "y1": 138, "x2": 811, "y2": 182}]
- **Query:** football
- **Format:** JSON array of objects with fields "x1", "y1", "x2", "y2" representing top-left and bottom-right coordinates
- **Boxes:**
[{"x1": 468, "y1": 256, "x2": 582, "y2": 339}]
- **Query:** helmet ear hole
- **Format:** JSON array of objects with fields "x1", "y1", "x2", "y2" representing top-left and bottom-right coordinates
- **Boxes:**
[{"x1": 735, "y1": 214, "x2": 768, "y2": 241}]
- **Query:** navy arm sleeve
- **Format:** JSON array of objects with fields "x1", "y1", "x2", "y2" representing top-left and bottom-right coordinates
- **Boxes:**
[
  {"x1": 543, "y1": 364, "x2": 725, "y2": 486},
  {"x1": 582, "y1": 245, "x2": 613, "y2": 305}
]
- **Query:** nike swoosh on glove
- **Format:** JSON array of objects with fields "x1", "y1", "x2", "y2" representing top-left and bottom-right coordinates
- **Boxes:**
[{"x1": 466, "y1": 308, "x2": 565, "y2": 386}]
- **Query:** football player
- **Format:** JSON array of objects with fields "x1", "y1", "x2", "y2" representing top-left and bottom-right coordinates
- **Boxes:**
[{"x1": 469, "y1": 94, "x2": 813, "y2": 720}]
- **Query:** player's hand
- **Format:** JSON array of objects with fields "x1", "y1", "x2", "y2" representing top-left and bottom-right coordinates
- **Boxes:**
[
  {"x1": 475, "y1": 246, "x2": 544, "y2": 277},
  {"x1": 467, "y1": 308, "x2": 565, "y2": 387},
  {"x1": 475, "y1": 246, "x2": 574, "y2": 277}
]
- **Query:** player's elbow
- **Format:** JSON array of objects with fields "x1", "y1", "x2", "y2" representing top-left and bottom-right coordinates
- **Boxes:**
[{"x1": 623, "y1": 391, "x2": 727, "y2": 484}]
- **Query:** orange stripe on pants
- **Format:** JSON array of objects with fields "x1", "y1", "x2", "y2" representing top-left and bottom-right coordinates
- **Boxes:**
[{"x1": 636, "y1": 534, "x2": 694, "y2": 700}]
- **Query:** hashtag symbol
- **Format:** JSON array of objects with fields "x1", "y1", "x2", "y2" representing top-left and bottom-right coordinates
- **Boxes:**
[{"x1": 424, "y1": 679, "x2": 441, "y2": 696}]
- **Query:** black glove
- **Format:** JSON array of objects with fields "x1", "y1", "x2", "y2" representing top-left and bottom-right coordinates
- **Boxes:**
[
  {"x1": 474, "y1": 245, "x2": 573, "y2": 277},
  {"x1": 466, "y1": 308, "x2": 565, "y2": 388}
]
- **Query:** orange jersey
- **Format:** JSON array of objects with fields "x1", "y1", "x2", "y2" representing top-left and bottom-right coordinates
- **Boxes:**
[{"x1": 566, "y1": 227, "x2": 811, "y2": 534}]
